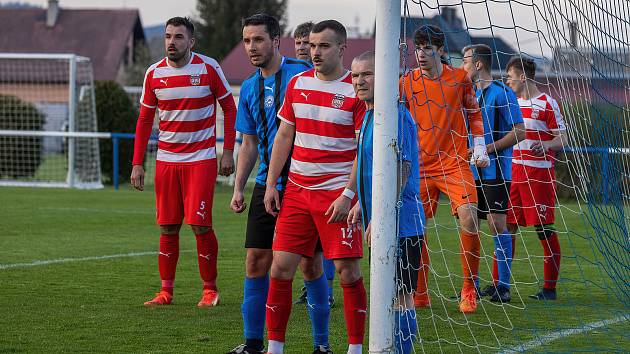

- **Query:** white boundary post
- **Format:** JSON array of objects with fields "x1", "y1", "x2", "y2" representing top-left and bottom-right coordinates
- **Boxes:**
[
  {"x1": 370, "y1": 0, "x2": 401, "y2": 353},
  {"x1": 66, "y1": 54, "x2": 77, "y2": 188}
]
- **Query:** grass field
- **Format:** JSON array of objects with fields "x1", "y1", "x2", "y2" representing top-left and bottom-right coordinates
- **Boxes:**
[{"x1": 1, "y1": 185, "x2": 628, "y2": 353}]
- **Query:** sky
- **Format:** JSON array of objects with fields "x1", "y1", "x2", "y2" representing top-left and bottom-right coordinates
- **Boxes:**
[{"x1": 5, "y1": 0, "x2": 609, "y2": 58}]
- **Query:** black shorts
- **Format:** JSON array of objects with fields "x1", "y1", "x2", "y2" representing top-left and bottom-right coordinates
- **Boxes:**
[
  {"x1": 396, "y1": 236, "x2": 422, "y2": 293},
  {"x1": 475, "y1": 179, "x2": 510, "y2": 219},
  {"x1": 245, "y1": 183, "x2": 284, "y2": 249},
  {"x1": 245, "y1": 183, "x2": 323, "y2": 251}
]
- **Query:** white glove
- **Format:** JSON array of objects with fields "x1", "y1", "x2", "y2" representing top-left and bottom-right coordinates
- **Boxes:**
[{"x1": 470, "y1": 137, "x2": 490, "y2": 167}]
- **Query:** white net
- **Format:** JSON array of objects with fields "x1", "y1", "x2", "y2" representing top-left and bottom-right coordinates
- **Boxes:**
[
  {"x1": 382, "y1": 1, "x2": 629, "y2": 352},
  {"x1": 0, "y1": 54, "x2": 102, "y2": 188}
]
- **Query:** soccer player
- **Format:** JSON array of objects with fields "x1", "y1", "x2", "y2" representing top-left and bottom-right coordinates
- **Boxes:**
[
  {"x1": 292, "y1": 19, "x2": 338, "y2": 310},
  {"x1": 263, "y1": 20, "x2": 367, "y2": 354},
  {"x1": 293, "y1": 21, "x2": 314, "y2": 62},
  {"x1": 130, "y1": 17, "x2": 236, "y2": 307},
  {"x1": 504, "y1": 56, "x2": 567, "y2": 300},
  {"x1": 347, "y1": 50, "x2": 425, "y2": 354},
  {"x1": 228, "y1": 14, "x2": 330, "y2": 354},
  {"x1": 461, "y1": 44, "x2": 525, "y2": 303},
  {"x1": 400, "y1": 24, "x2": 490, "y2": 313}
]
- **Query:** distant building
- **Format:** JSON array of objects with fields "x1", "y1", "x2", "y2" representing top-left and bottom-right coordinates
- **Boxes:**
[{"x1": 0, "y1": 0, "x2": 145, "y2": 83}]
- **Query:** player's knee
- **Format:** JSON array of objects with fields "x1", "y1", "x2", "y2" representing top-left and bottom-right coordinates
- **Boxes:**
[
  {"x1": 191, "y1": 225, "x2": 211, "y2": 235},
  {"x1": 160, "y1": 224, "x2": 181, "y2": 235},
  {"x1": 458, "y1": 207, "x2": 478, "y2": 233},
  {"x1": 335, "y1": 260, "x2": 361, "y2": 284},
  {"x1": 299, "y1": 256, "x2": 323, "y2": 280},
  {"x1": 535, "y1": 224, "x2": 556, "y2": 240},
  {"x1": 245, "y1": 249, "x2": 272, "y2": 277}
]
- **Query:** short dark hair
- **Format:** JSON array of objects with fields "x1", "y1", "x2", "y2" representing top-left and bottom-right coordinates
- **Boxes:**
[
  {"x1": 506, "y1": 55, "x2": 537, "y2": 79},
  {"x1": 243, "y1": 13, "x2": 281, "y2": 39},
  {"x1": 311, "y1": 20, "x2": 347, "y2": 43},
  {"x1": 293, "y1": 21, "x2": 314, "y2": 38},
  {"x1": 165, "y1": 17, "x2": 195, "y2": 37},
  {"x1": 413, "y1": 24, "x2": 445, "y2": 49},
  {"x1": 462, "y1": 44, "x2": 493, "y2": 72}
]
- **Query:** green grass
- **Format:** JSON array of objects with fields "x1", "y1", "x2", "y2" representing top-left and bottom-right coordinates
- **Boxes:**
[{"x1": 0, "y1": 186, "x2": 628, "y2": 353}]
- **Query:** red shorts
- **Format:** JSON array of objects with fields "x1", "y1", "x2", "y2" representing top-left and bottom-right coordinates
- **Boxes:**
[
  {"x1": 273, "y1": 181, "x2": 363, "y2": 260},
  {"x1": 420, "y1": 168, "x2": 478, "y2": 218},
  {"x1": 154, "y1": 159, "x2": 217, "y2": 227},
  {"x1": 507, "y1": 163, "x2": 556, "y2": 226}
]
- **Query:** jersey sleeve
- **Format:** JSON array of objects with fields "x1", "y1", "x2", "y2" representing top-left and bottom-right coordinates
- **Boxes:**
[
  {"x1": 353, "y1": 98, "x2": 367, "y2": 133},
  {"x1": 133, "y1": 68, "x2": 158, "y2": 165},
  {"x1": 277, "y1": 76, "x2": 297, "y2": 125},
  {"x1": 398, "y1": 107, "x2": 415, "y2": 163},
  {"x1": 207, "y1": 62, "x2": 232, "y2": 100},
  {"x1": 235, "y1": 84, "x2": 256, "y2": 135},
  {"x1": 140, "y1": 67, "x2": 157, "y2": 109},
  {"x1": 546, "y1": 96, "x2": 567, "y2": 131},
  {"x1": 500, "y1": 88, "x2": 524, "y2": 126},
  {"x1": 462, "y1": 74, "x2": 484, "y2": 136}
]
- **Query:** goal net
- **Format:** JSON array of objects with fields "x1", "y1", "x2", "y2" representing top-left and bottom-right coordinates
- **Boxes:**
[
  {"x1": 371, "y1": 0, "x2": 629, "y2": 352},
  {"x1": 0, "y1": 54, "x2": 103, "y2": 189}
]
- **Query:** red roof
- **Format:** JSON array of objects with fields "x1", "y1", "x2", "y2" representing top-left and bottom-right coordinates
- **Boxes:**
[
  {"x1": 221, "y1": 37, "x2": 376, "y2": 85},
  {"x1": 0, "y1": 7, "x2": 144, "y2": 81}
]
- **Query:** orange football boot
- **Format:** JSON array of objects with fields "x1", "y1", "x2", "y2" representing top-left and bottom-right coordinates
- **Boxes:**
[
  {"x1": 144, "y1": 290, "x2": 172, "y2": 306},
  {"x1": 197, "y1": 289, "x2": 220, "y2": 307}
]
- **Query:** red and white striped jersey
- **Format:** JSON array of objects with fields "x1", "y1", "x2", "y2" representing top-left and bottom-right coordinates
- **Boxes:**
[
  {"x1": 512, "y1": 93, "x2": 566, "y2": 169},
  {"x1": 278, "y1": 69, "x2": 365, "y2": 190},
  {"x1": 139, "y1": 53, "x2": 232, "y2": 163}
]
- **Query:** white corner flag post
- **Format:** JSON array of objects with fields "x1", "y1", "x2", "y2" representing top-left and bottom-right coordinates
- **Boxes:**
[{"x1": 370, "y1": 0, "x2": 401, "y2": 353}]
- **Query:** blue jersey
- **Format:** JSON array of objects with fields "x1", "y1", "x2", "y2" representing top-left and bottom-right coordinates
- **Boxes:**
[
  {"x1": 470, "y1": 80, "x2": 523, "y2": 181},
  {"x1": 235, "y1": 57, "x2": 311, "y2": 188},
  {"x1": 357, "y1": 105, "x2": 425, "y2": 238}
]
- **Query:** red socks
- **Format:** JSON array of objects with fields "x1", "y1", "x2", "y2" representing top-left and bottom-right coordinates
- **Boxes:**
[
  {"x1": 266, "y1": 277, "x2": 293, "y2": 342},
  {"x1": 196, "y1": 230, "x2": 218, "y2": 290},
  {"x1": 416, "y1": 236, "x2": 430, "y2": 296},
  {"x1": 540, "y1": 233, "x2": 561, "y2": 290},
  {"x1": 341, "y1": 277, "x2": 367, "y2": 345},
  {"x1": 158, "y1": 234, "x2": 180, "y2": 294}
]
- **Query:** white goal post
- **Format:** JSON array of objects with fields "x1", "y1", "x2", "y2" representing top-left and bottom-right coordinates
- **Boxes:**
[{"x1": 0, "y1": 53, "x2": 103, "y2": 189}]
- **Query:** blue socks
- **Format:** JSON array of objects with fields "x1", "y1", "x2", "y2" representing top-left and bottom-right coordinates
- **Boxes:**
[
  {"x1": 323, "y1": 258, "x2": 336, "y2": 298},
  {"x1": 242, "y1": 276, "x2": 269, "y2": 343},
  {"x1": 494, "y1": 232, "x2": 513, "y2": 288},
  {"x1": 395, "y1": 309, "x2": 417, "y2": 354},
  {"x1": 305, "y1": 273, "x2": 330, "y2": 348}
]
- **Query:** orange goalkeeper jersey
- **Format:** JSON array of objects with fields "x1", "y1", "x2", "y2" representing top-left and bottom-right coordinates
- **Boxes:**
[{"x1": 400, "y1": 64, "x2": 483, "y2": 176}]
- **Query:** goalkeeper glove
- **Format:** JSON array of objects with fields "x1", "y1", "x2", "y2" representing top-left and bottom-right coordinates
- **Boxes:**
[{"x1": 470, "y1": 137, "x2": 490, "y2": 167}]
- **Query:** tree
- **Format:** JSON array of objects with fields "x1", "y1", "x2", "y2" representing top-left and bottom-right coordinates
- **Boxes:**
[
  {"x1": 194, "y1": 0, "x2": 287, "y2": 60},
  {"x1": 94, "y1": 81, "x2": 138, "y2": 185}
]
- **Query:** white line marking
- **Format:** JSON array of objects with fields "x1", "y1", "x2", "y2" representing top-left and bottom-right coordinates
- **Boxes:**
[
  {"x1": 498, "y1": 314, "x2": 630, "y2": 353},
  {"x1": 0, "y1": 250, "x2": 194, "y2": 270},
  {"x1": 37, "y1": 207, "x2": 154, "y2": 215}
]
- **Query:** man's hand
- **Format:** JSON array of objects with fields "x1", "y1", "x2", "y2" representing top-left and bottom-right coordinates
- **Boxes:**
[
  {"x1": 230, "y1": 189, "x2": 247, "y2": 213},
  {"x1": 530, "y1": 141, "x2": 547, "y2": 157},
  {"x1": 347, "y1": 203, "x2": 362, "y2": 230},
  {"x1": 325, "y1": 194, "x2": 352, "y2": 224},
  {"x1": 263, "y1": 186, "x2": 281, "y2": 217},
  {"x1": 365, "y1": 223, "x2": 372, "y2": 247},
  {"x1": 471, "y1": 137, "x2": 491, "y2": 168},
  {"x1": 219, "y1": 151, "x2": 235, "y2": 176},
  {"x1": 130, "y1": 165, "x2": 145, "y2": 191}
]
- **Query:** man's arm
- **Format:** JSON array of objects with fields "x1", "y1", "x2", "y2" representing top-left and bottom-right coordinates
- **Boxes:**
[
  {"x1": 230, "y1": 133, "x2": 259, "y2": 213},
  {"x1": 263, "y1": 121, "x2": 296, "y2": 216},
  {"x1": 463, "y1": 76, "x2": 490, "y2": 168},
  {"x1": 130, "y1": 68, "x2": 157, "y2": 191},
  {"x1": 487, "y1": 123, "x2": 525, "y2": 154},
  {"x1": 531, "y1": 129, "x2": 568, "y2": 157}
]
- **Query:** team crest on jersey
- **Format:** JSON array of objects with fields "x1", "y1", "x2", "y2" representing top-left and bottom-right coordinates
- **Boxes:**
[
  {"x1": 190, "y1": 73, "x2": 201, "y2": 86},
  {"x1": 265, "y1": 95, "x2": 274, "y2": 108},
  {"x1": 332, "y1": 94, "x2": 345, "y2": 109},
  {"x1": 531, "y1": 108, "x2": 540, "y2": 119}
]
